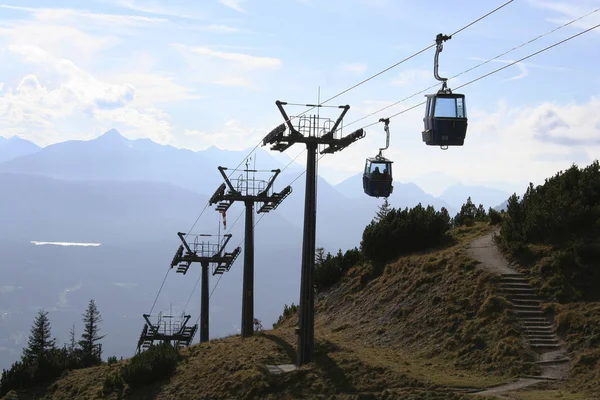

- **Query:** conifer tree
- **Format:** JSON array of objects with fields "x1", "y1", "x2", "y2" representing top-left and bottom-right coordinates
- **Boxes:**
[
  {"x1": 22, "y1": 310, "x2": 56, "y2": 366},
  {"x1": 79, "y1": 299, "x2": 105, "y2": 365},
  {"x1": 375, "y1": 197, "x2": 392, "y2": 222}
]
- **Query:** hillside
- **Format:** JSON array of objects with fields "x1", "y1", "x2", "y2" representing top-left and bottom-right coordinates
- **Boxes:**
[
  {"x1": 3, "y1": 162, "x2": 599, "y2": 399},
  {"x1": 0, "y1": 224, "x2": 538, "y2": 400}
]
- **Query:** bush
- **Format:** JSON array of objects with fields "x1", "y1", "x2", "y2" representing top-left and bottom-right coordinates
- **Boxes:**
[
  {"x1": 120, "y1": 344, "x2": 180, "y2": 389},
  {"x1": 488, "y1": 207, "x2": 503, "y2": 225},
  {"x1": 454, "y1": 197, "x2": 487, "y2": 227},
  {"x1": 103, "y1": 372, "x2": 124, "y2": 393},
  {"x1": 315, "y1": 248, "x2": 363, "y2": 292},
  {"x1": 361, "y1": 203, "x2": 452, "y2": 264},
  {"x1": 496, "y1": 160, "x2": 600, "y2": 301},
  {"x1": 107, "y1": 356, "x2": 118, "y2": 365},
  {"x1": 273, "y1": 303, "x2": 298, "y2": 328}
]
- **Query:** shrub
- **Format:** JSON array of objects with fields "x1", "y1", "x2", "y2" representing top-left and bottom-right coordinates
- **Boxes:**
[
  {"x1": 315, "y1": 248, "x2": 363, "y2": 292},
  {"x1": 488, "y1": 207, "x2": 503, "y2": 225},
  {"x1": 107, "y1": 356, "x2": 118, "y2": 365},
  {"x1": 120, "y1": 343, "x2": 180, "y2": 389},
  {"x1": 361, "y1": 203, "x2": 452, "y2": 264},
  {"x1": 496, "y1": 160, "x2": 600, "y2": 301},
  {"x1": 273, "y1": 303, "x2": 298, "y2": 328},
  {"x1": 103, "y1": 372, "x2": 124, "y2": 393}
]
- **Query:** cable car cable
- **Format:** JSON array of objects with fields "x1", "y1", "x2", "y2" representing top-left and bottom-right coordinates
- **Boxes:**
[
  {"x1": 368, "y1": 21, "x2": 600, "y2": 127},
  {"x1": 344, "y1": 5, "x2": 600, "y2": 130},
  {"x1": 221, "y1": 0, "x2": 515, "y2": 180},
  {"x1": 317, "y1": 0, "x2": 515, "y2": 108}
]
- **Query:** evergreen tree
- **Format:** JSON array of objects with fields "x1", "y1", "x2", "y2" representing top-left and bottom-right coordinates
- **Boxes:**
[
  {"x1": 315, "y1": 247, "x2": 325, "y2": 266},
  {"x1": 68, "y1": 324, "x2": 76, "y2": 353},
  {"x1": 375, "y1": 197, "x2": 392, "y2": 222},
  {"x1": 79, "y1": 299, "x2": 105, "y2": 366},
  {"x1": 22, "y1": 310, "x2": 56, "y2": 366}
]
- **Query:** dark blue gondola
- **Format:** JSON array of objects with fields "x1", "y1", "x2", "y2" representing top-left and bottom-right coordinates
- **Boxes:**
[
  {"x1": 363, "y1": 118, "x2": 393, "y2": 198},
  {"x1": 422, "y1": 34, "x2": 468, "y2": 150}
]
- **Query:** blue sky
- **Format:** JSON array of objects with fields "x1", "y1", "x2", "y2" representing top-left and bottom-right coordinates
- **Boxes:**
[{"x1": 0, "y1": 0, "x2": 599, "y2": 191}]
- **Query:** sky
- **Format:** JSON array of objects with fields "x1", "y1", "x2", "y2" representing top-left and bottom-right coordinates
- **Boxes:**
[{"x1": 0, "y1": 0, "x2": 599, "y2": 190}]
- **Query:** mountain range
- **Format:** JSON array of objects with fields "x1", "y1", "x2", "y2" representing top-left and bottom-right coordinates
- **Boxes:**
[{"x1": 0, "y1": 129, "x2": 520, "y2": 370}]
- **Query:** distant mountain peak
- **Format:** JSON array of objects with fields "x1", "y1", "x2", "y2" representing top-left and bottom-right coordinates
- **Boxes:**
[{"x1": 98, "y1": 129, "x2": 127, "y2": 141}]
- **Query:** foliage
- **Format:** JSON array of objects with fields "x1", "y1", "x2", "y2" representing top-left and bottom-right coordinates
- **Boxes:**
[
  {"x1": 454, "y1": 197, "x2": 488, "y2": 227},
  {"x1": 22, "y1": 310, "x2": 56, "y2": 366},
  {"x1": 103, "y1": 372, "x2": 124, "y2": 394},
  {"x1": 107, "y1": 356, "x2": 118, "y2": 365},
  {"x1": 488, "y1": 207, "x2": 503, "y2": 225},
  {"x1": 315, "y1": 247, "x2": 363, "y2": 292},
  {"x1": 0, "y1": 313, "x2": 84, "y2": 396},
  {"x1": 79, "y1": 299, "x2": 105, "y2": 367},
  {"x1": 495, "y1": 160, "x2": 600, "y2": 301},
  {"x1": 361, "y1": 203, "x2": 452, "y2": 264},
  {"x1": 374, "y1": 197, "x2": 392, "y2": 222},
  {"x1": 273, "y1": 303, "x2": 299, "y2": 328},
  {"x1": 120, "y1": 343, "x2": 180, "y2": 389}
]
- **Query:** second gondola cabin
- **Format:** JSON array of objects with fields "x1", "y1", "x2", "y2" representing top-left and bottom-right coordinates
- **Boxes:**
[
  {"x1": 363, "y1": 157, "x2": 393, "y2": 198},
  {"x1": 422, "y1": 92, "x2": 467, "y2": 148}
]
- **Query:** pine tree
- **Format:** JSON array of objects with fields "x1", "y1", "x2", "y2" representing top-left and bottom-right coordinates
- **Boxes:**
[
  {"x1": 79, "y1": 299, "x2": 105, "y2": 366},
  {"x1": 315, "y1": 247, "x2": 325, "y2": 266},
  {"x1": 374, "y1": 197, "x2": 392, "y2": 222},
  {"x1": 22, "y1": 310, "x2": 56, "y2": 366},
  {"x1": 68, "y1": 324, "x2": 76, "y2": 352}
]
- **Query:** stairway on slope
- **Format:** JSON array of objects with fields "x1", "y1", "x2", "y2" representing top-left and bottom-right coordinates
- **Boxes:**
[{"x1": 498, "y1": 273, "x2": 562, "y2": 352}]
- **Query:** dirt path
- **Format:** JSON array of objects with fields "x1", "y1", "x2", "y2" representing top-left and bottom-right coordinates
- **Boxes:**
[
  {"x1": 467, "y1": 233, "x2": 517, "y2": 275},
  {"x1": 467, "y1": 231, "x2": 569, "y2": 398}
]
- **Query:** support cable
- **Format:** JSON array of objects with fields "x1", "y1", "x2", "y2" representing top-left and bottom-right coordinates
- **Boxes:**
[
  {"x1": 343, "y1": 5, "x2": 600, "y2": 129},
  {"x1": 357, "y1": 21, "x2": 600, "y2": 130},
  {"x1": 221, "y1": 0, "x2": 515, "y2": 178}
]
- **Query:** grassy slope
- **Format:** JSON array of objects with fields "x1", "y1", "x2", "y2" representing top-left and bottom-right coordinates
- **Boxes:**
[{"x1": 6, "y1": 223, "x2": 596, "y2": 399}]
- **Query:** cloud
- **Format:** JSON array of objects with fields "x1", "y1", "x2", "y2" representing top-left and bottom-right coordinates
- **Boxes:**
[
  {"x1": 527, "y1": 0, "x2": 600, "y2": 31},
  {"x1": 0, "y1": 4, "x2": 168, "y2": 26},
  {"x1": 340, "y1": 62, "x2": 368, "y2": 75},
  {"x1": 182, "y1": 119, "x2": 267, "y2": 150},
  {"x1": 202, "y1": 24, "x2": 242, "y2": 33},
  {"x1": 181, "y1": 46, "x2": 281, "y2": 69},
  {"x1": 109, "y1": 0, "x2": 205, "y2": 20},
  {"x1": 219, "y1": 0, "x2": 246, "y2": 13}
]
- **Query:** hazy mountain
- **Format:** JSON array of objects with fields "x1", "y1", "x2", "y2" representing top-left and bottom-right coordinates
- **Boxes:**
[
  {"x1": 439, "y1": 183, "x2": 511, "y2": 211},
  {"x1": 0, "y1": 129, "x2": 292, "y2": 195},
  {"x1": 335, "y1": 173, "x2": 457, "y2": 215},
  {"x1": 0, "y1": 136, "x2": 41, "y2": 163}
]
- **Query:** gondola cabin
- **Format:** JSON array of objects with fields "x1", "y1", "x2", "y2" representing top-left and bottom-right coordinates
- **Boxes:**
[
  {"x1": 363, "y1": 157, "x2": 393, "y2": 198},
  {"x1": 422, "y1": 92, "x2": 468, "y2": 147}
]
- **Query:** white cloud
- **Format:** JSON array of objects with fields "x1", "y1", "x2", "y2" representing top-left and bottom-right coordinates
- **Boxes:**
[
  {"x1": 181, "y1": 45, "x2": 281, "y2": 69},
  {"x1": 528, "y1": 0, "x2": 600, "y2": 31},
  {"x1": 340, "y1": 62, "x2": 368, "y2": 75},
  {"x1": 219, "y1": 0, "x2": 246, "y2": 13},
  {"x1": 0, "y1": 4, "x2": 168, "y2": 26},
  {"x1": 203, "y1": 24, "x2": 242, "y2": 33},
  {"x1": 109, "y1": 0, "x2": 205, "y2": 20},
  {"x1": 182, "y1": 119, "x2": 267, "y2": 150}
]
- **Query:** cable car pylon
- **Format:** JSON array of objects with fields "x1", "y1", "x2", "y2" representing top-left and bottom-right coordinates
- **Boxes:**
[
  {"x1": 208, "y1": 161, "x2": 291, "y2": 338},
  {"x1": 263, "y1": 100, "x2": 365, "y2": 366}
]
